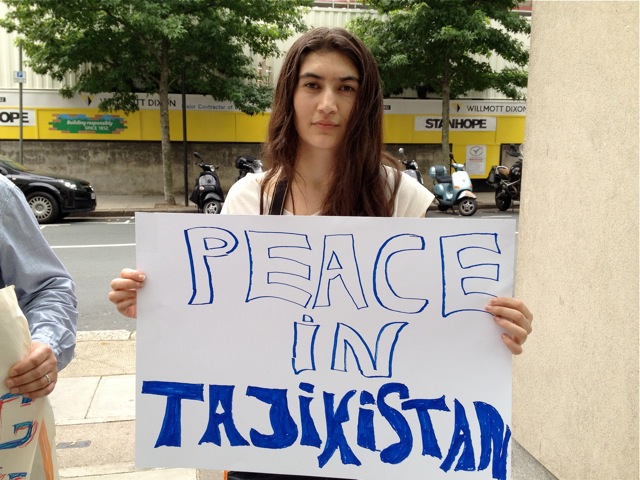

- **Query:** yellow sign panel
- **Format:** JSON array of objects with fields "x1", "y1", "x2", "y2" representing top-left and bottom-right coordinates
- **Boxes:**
[{"x1": 0, "y1": 96, "x2": 525, "y2": 175}]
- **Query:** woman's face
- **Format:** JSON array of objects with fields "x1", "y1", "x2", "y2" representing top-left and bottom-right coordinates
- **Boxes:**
[{"x1": 293, "y1": 50, "x2": 359, "y2": 159}]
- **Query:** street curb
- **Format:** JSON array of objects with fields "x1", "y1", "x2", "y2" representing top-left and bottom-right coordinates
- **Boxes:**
[
  {"x1": 79, "y1": 202, "x2": 508, "y2": 218},
  {"x1": 72, "y1": 208, "x2": 196, "y2": 218}
]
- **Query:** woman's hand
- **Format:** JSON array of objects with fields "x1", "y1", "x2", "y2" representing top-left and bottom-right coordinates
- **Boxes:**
[
  {"x1": 5, "y1": 341, "x2": 58, "y2": 398},
  {"x1": 485, "y1": 297, "x2": 533, "y2": 355},
  {"x1": 108, "y1": 268, "x2": 145, "y2": 319}
]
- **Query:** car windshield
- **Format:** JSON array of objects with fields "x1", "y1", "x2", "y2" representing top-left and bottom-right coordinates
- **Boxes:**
[{"x1": 0, "y1": 155, "x2": 32, "y2": 172}]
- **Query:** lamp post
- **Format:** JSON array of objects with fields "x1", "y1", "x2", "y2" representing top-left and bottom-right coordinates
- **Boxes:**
[{"x1": 18, "y1": 44, "x2": 24, "y2": 164}]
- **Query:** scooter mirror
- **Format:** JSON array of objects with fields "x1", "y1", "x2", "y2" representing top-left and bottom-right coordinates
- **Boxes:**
[
  {"x1": 507, "y1": 144, "x2": 520, "y2": 157},
  {"x1": 193, "y1": 152, "x2": 202, "y2": 160},
  {"x1": 398, "y1": 148, "x2": 405, "y2": 155}
]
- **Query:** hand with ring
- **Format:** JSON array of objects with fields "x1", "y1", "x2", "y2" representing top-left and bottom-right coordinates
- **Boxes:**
[{"x1": 4, "y1": 341, "x2": 58, "y2": 398}]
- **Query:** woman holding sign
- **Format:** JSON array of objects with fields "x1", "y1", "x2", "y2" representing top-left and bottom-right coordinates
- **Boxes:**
[{"x1": 109, "y1": 27, "x2": 533, "y2": 480}]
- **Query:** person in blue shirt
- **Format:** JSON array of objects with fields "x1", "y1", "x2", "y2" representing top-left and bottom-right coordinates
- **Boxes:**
[{"x1": 0, "y1": 174, "x2": 78, "y2": 398}]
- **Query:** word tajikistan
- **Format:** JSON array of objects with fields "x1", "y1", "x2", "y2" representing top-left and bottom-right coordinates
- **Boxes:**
[{"x1": 143, "y1": 381, "x2": 510, "y2": 480}]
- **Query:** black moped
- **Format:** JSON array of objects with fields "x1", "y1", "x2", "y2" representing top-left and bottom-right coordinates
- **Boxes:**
[
  {"x1": 398, "y1": 148, "x2": 423, "y2": 185},
  {"x1": 487, "y1": 144, "x2": 522, "y2": 211},
  {"x1": 235, "y1": 155, "x2": 263, "y2": 181},
  {"x1": 189, "y1": 152, "x2": 224, "y2": 214}
]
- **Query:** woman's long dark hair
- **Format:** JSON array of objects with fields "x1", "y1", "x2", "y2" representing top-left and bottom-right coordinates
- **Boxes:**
[{"x1": 260, "y1": 27, "x2": 400, "y2": 216}]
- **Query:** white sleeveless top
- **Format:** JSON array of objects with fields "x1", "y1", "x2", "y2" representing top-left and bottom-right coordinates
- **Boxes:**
[{"x1": 221, "y1": 166, "x2": 434, "y2": 217}]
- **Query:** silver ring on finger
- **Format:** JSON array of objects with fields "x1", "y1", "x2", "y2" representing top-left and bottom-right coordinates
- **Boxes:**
[{"x1": 44, "y1": 373, "x2": 52, "y2": 385}]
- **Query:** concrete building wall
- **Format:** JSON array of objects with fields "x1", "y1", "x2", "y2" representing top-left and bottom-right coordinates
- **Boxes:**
[
  {"x1": 0, "y1": 140, "x2": 264, "y2": 197},
  {"x1": 0, "y1": 140, "x2": 451, "y2": 197},
  {"x1": 512, "y1": 2, "x2": 639, "y2": 479}
]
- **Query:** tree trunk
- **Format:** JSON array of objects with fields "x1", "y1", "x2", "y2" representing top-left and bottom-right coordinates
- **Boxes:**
[
  {"x1": 159, "y1": 38, "x2": 175, "y2": 205},
  {"x1": 441, "y1": 59, "x2": 451, "y2": 168}
]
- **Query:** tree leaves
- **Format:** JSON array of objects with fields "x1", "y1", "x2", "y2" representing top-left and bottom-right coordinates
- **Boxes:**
[
  {"x1": 353, "y1": 0, "x2": 530, "y2": 160},
  {"x1": 0, "y1": 0, "x2": 312, "y2": 114},
  {"x1": 0, "y1": 0, "x2": 311, "y2": 203},
  {"x1": 355, "y1": 0, "x2": 529, "y2": 98}
]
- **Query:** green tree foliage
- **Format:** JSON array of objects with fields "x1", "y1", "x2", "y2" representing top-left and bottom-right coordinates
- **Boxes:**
[
  {"x1": 1, "y1": 0, "x2": 312, "y2": 203},
  {"x1": 351, "y1": 0, "x2": 530, "y2": 162}
]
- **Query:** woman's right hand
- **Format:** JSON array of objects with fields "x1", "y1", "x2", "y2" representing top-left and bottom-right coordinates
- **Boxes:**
[{"x1": 108, "y1": 268, "x2": 146, "y2": 319}]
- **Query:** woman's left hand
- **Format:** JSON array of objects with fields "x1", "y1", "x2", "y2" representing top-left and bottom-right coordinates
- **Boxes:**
[{"x1": 485, "y1": 297, "x2": 533, "y2": 355}]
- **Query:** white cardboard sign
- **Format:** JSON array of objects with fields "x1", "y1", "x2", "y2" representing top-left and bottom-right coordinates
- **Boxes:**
[
  {"x1": 0, "y1": 286, "x2": 58, "y2": 479},
  {"x1": 135, "y1": 213, "x2": 516, "y2": 480}
]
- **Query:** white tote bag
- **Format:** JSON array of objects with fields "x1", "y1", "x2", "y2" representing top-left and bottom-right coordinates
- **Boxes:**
[{"x1": 0, "y1": 285, "x2": 59, "y2": 480}]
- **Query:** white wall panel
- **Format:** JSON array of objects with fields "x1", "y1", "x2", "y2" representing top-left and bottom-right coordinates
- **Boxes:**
[{"x1": 0, "y1": 3, "x2": 73, "y2": 90}]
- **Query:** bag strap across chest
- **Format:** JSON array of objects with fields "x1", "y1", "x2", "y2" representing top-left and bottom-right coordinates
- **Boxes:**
[{"x1": 268, "y1": 179, "x2": 289, "y2": 215}]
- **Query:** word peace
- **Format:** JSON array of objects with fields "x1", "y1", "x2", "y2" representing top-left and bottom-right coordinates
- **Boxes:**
[{"x1": 184, "y1": 227, "x2": 503, "y2": 318}]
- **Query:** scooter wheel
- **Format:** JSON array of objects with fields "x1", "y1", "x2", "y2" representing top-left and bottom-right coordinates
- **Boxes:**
[
  {"x1": 458, "y1": 197, "x2": 478, "y2": 216},
  {"x1": 202, "y1": 200, "x2": 222, "y2": 214},
  {"x1": 437, "y1": 203, "x2": 448, "y2": 212}
]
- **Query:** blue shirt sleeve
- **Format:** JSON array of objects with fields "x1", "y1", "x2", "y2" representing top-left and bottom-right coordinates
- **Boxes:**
[{"x1": 0, "y1": 175, "x2": 78, "y2": 371}]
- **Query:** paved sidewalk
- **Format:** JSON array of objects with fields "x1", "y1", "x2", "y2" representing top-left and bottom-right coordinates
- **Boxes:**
[
  {"x1": 51, "y1": 330, "x2": 211, "y2": 479},
  {"x1": 50, "y1": 331, "x2": 556, "y2": 480},
  {"x1": 81, "y1": 190, "x2": 510, "y2": 216}
]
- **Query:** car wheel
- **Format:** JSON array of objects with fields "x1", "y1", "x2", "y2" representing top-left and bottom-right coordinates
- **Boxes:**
[
  {"x1": 27, "y1": 192, "x2": 60, "y2": 224},
  {"x1": 458, "y1": 197, "x2": 478, "y2": 216},
  {"x1": 202, "y1": 200, "x2": 222, "y2": 214}
]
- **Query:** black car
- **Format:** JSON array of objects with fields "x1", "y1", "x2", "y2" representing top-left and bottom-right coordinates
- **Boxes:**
[{"x1": 0, "y1": 155, "x2": 96, "y2": 224}]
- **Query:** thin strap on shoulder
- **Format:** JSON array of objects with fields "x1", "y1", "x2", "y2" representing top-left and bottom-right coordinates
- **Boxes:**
[{"x1": 268, "y1": 179, "x2": 289, "y2": 215}]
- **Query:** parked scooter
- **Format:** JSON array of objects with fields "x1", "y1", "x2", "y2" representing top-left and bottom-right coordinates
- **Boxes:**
[
  {"x1": 235, "y1": 155, "x2": 264, "y2": 181},
  {"x1": 428, "y1": 152, "x2": 478, "y2": 216},
  {"x1": 486, "y1": 144, "x2": 522, "y2": 211},
  {"x1": 189, "y1": 152, "x2": 225, "y2": 214},
  {"x1": 398, "y1": 148, "x2": 423, "y2": 185}
]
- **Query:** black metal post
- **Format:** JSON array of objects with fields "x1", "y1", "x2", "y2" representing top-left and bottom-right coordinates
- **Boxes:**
[{"x1": 181, "y1": 67, "x2": 188, "y2": 206}]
